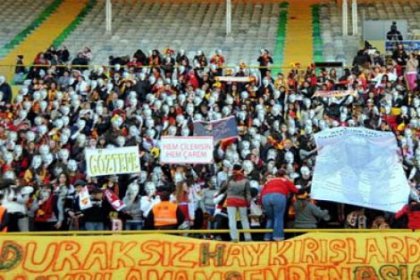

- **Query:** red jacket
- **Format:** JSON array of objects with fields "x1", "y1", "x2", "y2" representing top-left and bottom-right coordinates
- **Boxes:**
[
  {"x1": 395, "y1": 204, "x2": 420, "y2": 229},
  {"x1": 261, "y1": 177, "x2": 298, "y2": 197}
]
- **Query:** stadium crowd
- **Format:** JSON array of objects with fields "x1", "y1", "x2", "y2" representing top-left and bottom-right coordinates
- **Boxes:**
[{"x1": 0, "y1": 43, "x2": 419, "y2": 240}]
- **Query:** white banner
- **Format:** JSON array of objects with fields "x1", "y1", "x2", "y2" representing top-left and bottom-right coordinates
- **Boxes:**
[
  {"x1": 313, "y1": 89, "x2": 357, "y2": 98},
  {"x1": 311, "y1": 127, "x2": 410, "y2": 213},
  {"x1": 85, "y1": 146, "x2": 141, "y2": 177},
  {"x1": 160, "y1": 136, "x2": 214, "y2": 164},
  {"x1": 215, "y1": 76, "x2": 252, "y2": 83}
]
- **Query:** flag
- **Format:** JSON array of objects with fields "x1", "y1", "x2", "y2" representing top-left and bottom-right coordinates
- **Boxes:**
[
  {"x1": 193, "y1": 116, "x2": 238, "y2": 143},
  {"x1": 104, "y1": 189, "x2": 126, "y2": 211}
]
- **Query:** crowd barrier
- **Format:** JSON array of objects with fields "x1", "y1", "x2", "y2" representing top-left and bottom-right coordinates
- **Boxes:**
[
  {"x1": 0, "y1": 229, "x2": 419, "y2": 280},
  {"x1": 0, "y1": 63, "x2": 304, "y2": 73}
]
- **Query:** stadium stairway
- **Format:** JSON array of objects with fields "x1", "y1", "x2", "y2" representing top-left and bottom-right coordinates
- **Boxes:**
[
  {"x1": 272, "y1": 2, "x2": 289, "y2": 76},
  {"x1": 283, "y1": 0, "x2": 319, "y2": 69},
  {"x1": 0, "y1": 0, "x2": 89, "y2": 82},
  {"x1": 312, "y1": 4, "x2": 324, "y2": 63},
  {"x1": 0, "y1": 0, "x2": 60, "y2": 60}
]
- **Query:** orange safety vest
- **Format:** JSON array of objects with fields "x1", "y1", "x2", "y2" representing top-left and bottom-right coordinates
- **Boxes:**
[
  {"x1": 0, "y1": 206, "x2": 7, "y2": 232},
  {"x1": 152, "y1": 201, "x2": 178, "y2": 227}
]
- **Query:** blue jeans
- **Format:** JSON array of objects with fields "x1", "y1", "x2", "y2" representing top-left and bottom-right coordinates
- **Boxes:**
[
  {"x1": 125, "y1": 220, "x2": 143, "y2": 230},
  {"x1": 262, "y1": 193, "x2": 286, "y2": 241},
  {"x1": 85, "y1": 222, "x2": 104, "y2": 231}
]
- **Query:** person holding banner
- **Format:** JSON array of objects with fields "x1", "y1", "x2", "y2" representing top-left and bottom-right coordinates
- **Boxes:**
[
  {"x1": 395, "y1": 188, "x2": 420, "y2": 229},
  {"x1": 293, "y1": 190, "x2": 330, "y2": 229},
  {"x1": 83, "y1": 188, "x2": 106, "y2": 231},
  {"x1": 225, "y1": 164, "x2": 252, "y2": 242},
  {"x1": 261, "y1": 169, "x2": 299, "y2": 241}
]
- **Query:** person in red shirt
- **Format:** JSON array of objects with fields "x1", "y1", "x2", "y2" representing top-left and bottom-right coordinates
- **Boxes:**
[
  {"x1": 395, "y1": 190, "x2": 420, "y2": 229},
  {"x1": 261, "y1": 169, "x2": 298, "y2": 241}
]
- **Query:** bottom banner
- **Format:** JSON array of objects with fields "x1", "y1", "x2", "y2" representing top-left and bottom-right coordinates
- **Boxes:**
[{"x1": 0, "y1": 232, "x2": 419, "y2": 280}]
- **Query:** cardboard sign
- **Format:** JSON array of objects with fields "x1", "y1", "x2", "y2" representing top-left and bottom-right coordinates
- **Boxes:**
[
  {"x1": 85, "y1": 146, "x2": 141, "y2": 177},
  {"x1": 160, "y1": 136, "x2": 214, "y2": 164}
]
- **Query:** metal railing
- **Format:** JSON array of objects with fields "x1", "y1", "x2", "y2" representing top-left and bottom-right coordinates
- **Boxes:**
[{"x1": 1, "y1": 228, "x2": 415, "y2": 236}]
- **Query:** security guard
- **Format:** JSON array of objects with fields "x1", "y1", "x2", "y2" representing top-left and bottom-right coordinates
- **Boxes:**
[{"x1": 145, "y1": 191, "x2": 184, "y2": 230}]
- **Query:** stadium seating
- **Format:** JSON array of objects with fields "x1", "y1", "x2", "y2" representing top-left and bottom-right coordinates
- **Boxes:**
[
  {"x1": 60, "y1": 1, "x2": 281, "y2": 65},
  {"x1": 319, "y1": 0, "x2": 420, "y2": 65},
  {"x1": 0, "y1": 0, "x2": 55, "y2": 59}
]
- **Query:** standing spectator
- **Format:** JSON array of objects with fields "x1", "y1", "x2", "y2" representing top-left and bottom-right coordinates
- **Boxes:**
[
  {"x1": 202, "y1": 180, "x2": 217, "y2": 229},
  {"x1": 122, "y1": 182, "x2": 142, "y2": 230},
  {"x1": 395, "y1": 189, "x2": 420, "y2": 229},
  {"x1": 392, "y1": 44, "x2": 408, "y2": 76},
  {"x1": 226, "y1": 164, "x2": 252, "y2": 242},
  {"x1": 257, "y1": 49, "x2": 273, "y2": 78},
  {"x1": 1, "y1": 177, "x2": 33, "y2": 232},
  {"x1": 65, "y1": 180, "x2": 85, "y2": 230},
  {"x1": 57, "y1": 46, "x2": 70, "y2": 63},
  {"x1": 145, "y1": 191, "x2": 184, "y2": 230},
  {"x1": 54, "y1": 173, "x2": 74, "y2": 230},
  {"x1": 83, "y1": 188, "x2": 106, "y2": 231},
  {"x1": 261, "y1": 169, "x2": 298, "y2": 241},
  {"x1": 386, "y1": 22, "x2": 403, "y2": 41},
  {"x1": 33, "y1": 185, "x2": 59, "y2": 231},
  {"x1": 405, "y1": 53, "x2": 418, "y2": 92},
  {"x1": 212, "y1": 185, "x2": 229, "y2": 241},
  {"x1": 14, "y1": 55, "x2": 26, "y2": 84},
  {"x1": 0, "y1": 76, "x2": 12, "y2": 104},
  {"x1": 174, "y1": 181, "x2": 195, "y2": 229},
  {"x1": 293, "y1": 190, "x2": 330, "y2": 229},
  {"x1": 0, "y1": 180, "x2": 9, "y2": 232}
]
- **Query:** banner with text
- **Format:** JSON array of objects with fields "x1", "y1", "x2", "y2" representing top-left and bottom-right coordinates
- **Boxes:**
[
  {"x1": 385, "y1": 40, "x2": 420, "y2": 52},
  {"x1": 193, "y1": 116, "x2": 238, "y2": 143},
  {"x1": 1, "y1": 232, "x2": 419, "y2": 280},
  {"x1": 313, "y1": 90, "x2": 357, "y2": 98},
  {"x1": 311, "y1": 127, "x2": 410, "y2": 212},
  {"x1": 160, "y1": 136, "x2": 214, "y2": 164},
  {"x1": 215, "y1": 76, "x2": 253, "y2": 83},
  {"x1": 85, "y1": 146, "x2": 141, "y2": 177}
]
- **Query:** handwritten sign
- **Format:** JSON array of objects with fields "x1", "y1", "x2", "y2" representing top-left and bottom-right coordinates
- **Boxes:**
[
  {"x1": 313, "y1": 90, "x2": 357, "y2": 98},
  {"x1": 193, "y1": 116, "x2": 238, "y2": 143},
  {"x1": 1, "y1": 232, "x2": 419, "y2": 279},
  {"x1": 160, "y1": 136, "x2": 214, "y2": 164},
  {"x1": 312, "y1": 127, "x2": 410, "y2": 212},
  {"x1": 85, "y1": 146, "x2": 141, "y2": 177},
  {"x1": 215, "y1": 76, "x2": 252, "y2": 83}
]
